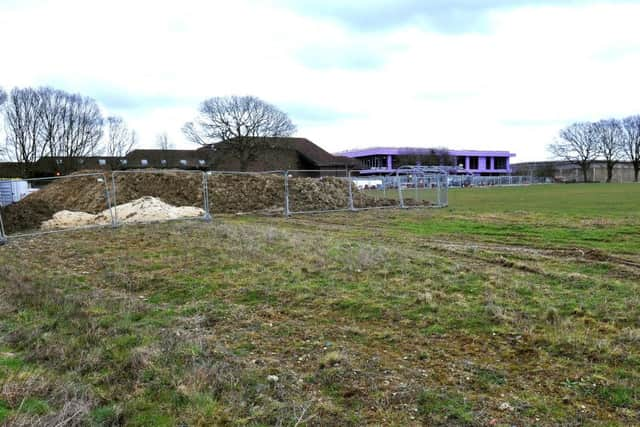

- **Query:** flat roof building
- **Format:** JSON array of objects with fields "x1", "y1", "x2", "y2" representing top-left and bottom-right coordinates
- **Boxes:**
[{"x1": 336, "y1": 147, "x2": 516, "y2": 176}]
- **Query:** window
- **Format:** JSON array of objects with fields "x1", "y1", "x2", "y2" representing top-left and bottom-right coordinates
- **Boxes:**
[
  {"x1": 120, "y1": 159, "x2": 128, "y2": 165},
  {"x1": 140, "y1": 159, "x2": 148, "y2": 166},
  {"x1": 494, "y1": 157, "x2": 507, "y2": 170},
  {"x1": 98, "y1": 159, "x2": 106, "y2": 166},
  {"x1": 198, "y1": 159, "x2": 206, "y2": 166},
  {"x1": 361, "y1": 155, "x2": 386, "y2": 169},
  {"x1": 78, "y1": 158, "x2": 85, "y2": 165},
  {"x1": 180, "y1": 160, "x2": 187, "y2": 166},
  {"x1": 469, "y1": 156, "x2": 479, "y2": 170},
  {"x1": 160, "y1": 159, "x2": 167, "y2": 166},
  {"x1": 55, "y1": 159, "x2": 63, "y2": 165}
]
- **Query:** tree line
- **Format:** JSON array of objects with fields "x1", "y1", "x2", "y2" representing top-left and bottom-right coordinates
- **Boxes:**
[
  {"x1": 0, "y1": 86, "x2": 137, "y2": 173},
  {"x1": 549, "y1": 117, "x2": 640, "y2": 182},
  {"x1": 1, "y1": 88, "x2": 298, "y2": 174}
]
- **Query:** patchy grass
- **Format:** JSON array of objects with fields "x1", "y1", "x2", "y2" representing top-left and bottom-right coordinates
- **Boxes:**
[{"x1": 0, "y1": 184, "x2": 639, "y2": 425}]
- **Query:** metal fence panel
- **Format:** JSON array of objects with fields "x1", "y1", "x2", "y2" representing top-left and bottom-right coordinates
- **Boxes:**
[
  {"x1": 396, "y1": 166, "x2": 448, "y2": 209},
  {"x1": 348, "y1": 172, "x2": 402, "y2": 210},
  {"x1": 446, "y1": 175, "x2": 547, "y2": 187},
  {"x1": 286, "y1": 169, "x2": 354, "y2": 215},
  {"x1": 111, "y1": 169, "x2": 208, "y2": 227},
  {"x1": 0, "y1": 172, "x2": 113, "y2": 240},
  {"x1": 207, "y1": 170, "x2": 286, "y2": 215}
]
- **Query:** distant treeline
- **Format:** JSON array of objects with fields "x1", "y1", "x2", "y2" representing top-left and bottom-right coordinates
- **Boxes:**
[
  {"x1": 549, "y1": 117, "x2": 640, "y2": 182},
  {"x1": 0, "y1": 86, "x2": 136, "y2": 175}
]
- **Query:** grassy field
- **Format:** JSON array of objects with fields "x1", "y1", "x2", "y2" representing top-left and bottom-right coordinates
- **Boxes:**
[{"x1": 1, "y1": 183, "x2": 639, "y2": 426}]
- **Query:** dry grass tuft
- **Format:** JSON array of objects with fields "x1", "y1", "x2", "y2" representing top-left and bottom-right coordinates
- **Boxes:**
[
  {"x1": 545, "y1": 307, "x2": 561, "y2": 325},
  {"x1": 319, "y1": 351, "x2": 347, "y2": 369}
]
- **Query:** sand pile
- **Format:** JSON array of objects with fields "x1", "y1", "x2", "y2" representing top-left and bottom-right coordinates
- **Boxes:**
[
  {"x1": 40, "y1": 196, "x2": 205, "y2": 230},
  {"x1": 0, "y1": 169, "x2": 402, "y2": 234}
]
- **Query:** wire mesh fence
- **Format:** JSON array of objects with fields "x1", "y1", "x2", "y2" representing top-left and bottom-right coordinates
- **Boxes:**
[
  {"x1": 0, "y1": 172, "x2": 113, "y2": 240},
  {"x1": 286, "y1": 170, "x2": 354, "y2": 215},
  {"x1": 0, "y1": 166, "x2": 451, "y2": 242},
  {"x1": 395, "y1": 166, "x2": 449, "y2": 208},
  {"x1": 348, "y1": 172, "x2": 401, "y2": 210},
  {"x1": 207, "y1": 170, "x2": 286, "y2": 215},
  {"x1": 111, "y1": 169, "x2": 210, "y2": 227},
  {"x1": 447, "y1": 175, "x2": 547, "y2": 187}
]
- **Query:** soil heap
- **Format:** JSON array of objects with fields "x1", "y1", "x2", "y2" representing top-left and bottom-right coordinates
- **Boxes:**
[{"x1": 41, "y1": 196, "x2": 205, "y2": 230}]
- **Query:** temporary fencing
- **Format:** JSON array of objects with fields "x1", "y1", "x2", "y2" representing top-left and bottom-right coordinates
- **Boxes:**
[
  {"x1": 0, "y1": 172, "x2": 113, "y2": 241},
  {"x1": 448, "y1": 175, "x2": 547, "y2": 187},
  {"x1": 286, "y1": 169, "x2": 354, "y2": 215},
  {"x1": 0, "y1": 166, "x2": 451, "y2": 242},
  {"x1": 111, "y1": 169, "x2": 210, "y2": 227}
]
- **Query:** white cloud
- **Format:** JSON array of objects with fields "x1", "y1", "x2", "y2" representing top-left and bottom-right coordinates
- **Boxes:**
[{"x1": 1, "y1": 0, "x2": 639, "y2": 161}]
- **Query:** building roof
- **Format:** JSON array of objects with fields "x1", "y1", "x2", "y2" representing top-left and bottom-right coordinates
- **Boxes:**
[
  {"x1": 198, "y1": 137, "x2": 357, "y2": 168},
  {"x1": 337, "y1": 147, "x2": 516, "y2": 158},
  {"x1": 127, "y1": 149, "x2": 209, "y2": 160}
]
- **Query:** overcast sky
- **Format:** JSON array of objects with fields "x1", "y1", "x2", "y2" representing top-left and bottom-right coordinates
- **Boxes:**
[{"x1": 1, "y1": 0, "x2": 639, "y2": 162}]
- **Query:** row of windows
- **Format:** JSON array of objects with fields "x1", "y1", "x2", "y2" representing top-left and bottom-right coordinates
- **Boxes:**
[
  {"x1": 455, "y1": 156, "x2": 508, "y2": 170},
  {"x1": 55, "y1": 159, "x2": 206, "y2": 167}
]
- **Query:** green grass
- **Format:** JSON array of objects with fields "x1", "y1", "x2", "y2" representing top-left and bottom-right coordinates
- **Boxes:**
[
  {"x1": 394, "y1": 183, "x2": 640, "y2": 252},
  {"x1": 0, "y1": 183, "x2": 639, "y2": 425},
  {"x1": 418, "y1": 389, "x2": 474, "y2": 424},
  {"x1": 448, "y1": 183, "x2": 640, "y2": 216}
]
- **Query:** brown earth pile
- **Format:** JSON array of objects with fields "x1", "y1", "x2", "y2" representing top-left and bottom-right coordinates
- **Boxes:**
[{"x1": 0, "y1": 170, "x2": 401, "y2": 234}]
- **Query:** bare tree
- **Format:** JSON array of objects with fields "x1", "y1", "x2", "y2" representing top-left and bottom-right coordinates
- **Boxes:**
[
  {"x1": 593, "y1": 119, "x2": 624, "y2": 183},
  {"x1": 105, "y1": 116, "x2": 136, "y2": 157},
  {"x1": 3, "y1": 87, "x2": 46, "y2": 174},
  {"x1": 0, "y1": 86, "x2": 7, "y2": 160},
  {"x1": 622, "y1": 115, "x2": 640, "y2": 182},
  {"x1": 54, "y1": 93, "x2": 104, "y2": 159},
  {"x1": 156, "y1": 131, "x2": 174, "y2": 151},
  {"x1": 37, "y1": 87, "x2": 66, "y2": 157},
  {"x1": 183, "y1": 95, "x2": 296, "y2": 171},
  {"x1": 3, "y1": 86, "x2": 105, "y2": 174},
  {"x1": 549, "y1": 122, "x2": 599, "y2": 182}
]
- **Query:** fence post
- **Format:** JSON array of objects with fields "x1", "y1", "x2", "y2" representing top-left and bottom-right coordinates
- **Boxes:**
[
  {"x1": 347, "y1": 170, "x2": 355, "y2": 211},
  {"x1": 202, "y1": 171, "x2": 212, "y2": 222},
  {"x1": 111, "y1": 172, "x2": 119, "y2": 227},
  {"x1": 283, "y1": 170, "x2": 290, "y2": 217},
  {"x1": 0, "y1": 210, "x2": 7, "y2": 245},
  {"x1": 101, "y1": 173, "x2": 116, "y2": 229},
  {"x1": 397, "y1": 169, "x2": 405, "y2": 209}
]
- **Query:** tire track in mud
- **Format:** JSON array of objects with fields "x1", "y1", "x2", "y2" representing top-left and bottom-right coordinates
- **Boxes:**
[{"x1": 267, "y1": 215, "x2": 640, "y2": 280}]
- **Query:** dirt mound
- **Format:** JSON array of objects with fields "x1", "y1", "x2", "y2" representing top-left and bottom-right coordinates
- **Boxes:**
[
  {"x1": 0, "y1": 170, "x2": 400, "y2": 234},
  {"x1": 41, "y1": 197, "x2": 205, "y2": 230}
]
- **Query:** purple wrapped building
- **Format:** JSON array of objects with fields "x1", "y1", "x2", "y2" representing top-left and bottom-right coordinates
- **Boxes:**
[{"x1": 336, "y1": 147, "x2": 516, "y2": 175}]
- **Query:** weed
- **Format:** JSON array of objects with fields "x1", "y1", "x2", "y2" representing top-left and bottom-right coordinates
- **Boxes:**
[
  {"x1": 319, "y1": 351, "x2": 346, "y2": 369},
  {"x1": 418, "y1": 389, "x2": 474, "y2": 424}
]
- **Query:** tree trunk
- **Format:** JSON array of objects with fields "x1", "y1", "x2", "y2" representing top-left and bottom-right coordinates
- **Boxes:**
[
  {"x1": 635, "y1": 165, "x2": 639, "y2": 182},
  {"x1": 239, "y1": 150, "x2": 250, "y2": 172},
  {"x1": 607, "y1": 163, "x2": 614, "y2": 183},
  {"x1": 581, "y1": 164, "x2": 589, "y2": 183}
]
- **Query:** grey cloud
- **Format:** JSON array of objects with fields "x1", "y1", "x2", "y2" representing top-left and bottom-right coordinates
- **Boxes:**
[
  {"x1": 501, "y1": 118, "x2": 570, "y2": 127},
  {"x1": 592, "y1": 43, "x2": 640, "y2": 62},
  {"x1": 296, "y1": 44, "x2": 389, "y2": 70},
  {"x1": 277, "y1": 0, "x2": 621, "y2": 33},
  {"x1": 96, "y1": 91, "x2": 190, "y2": 111},
  {"x1": 43, "y1": 78, "x2": 187, "y2": 111},
  {"x1": 284, "y1": 103, "x2": 361, "y2": 124}
]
